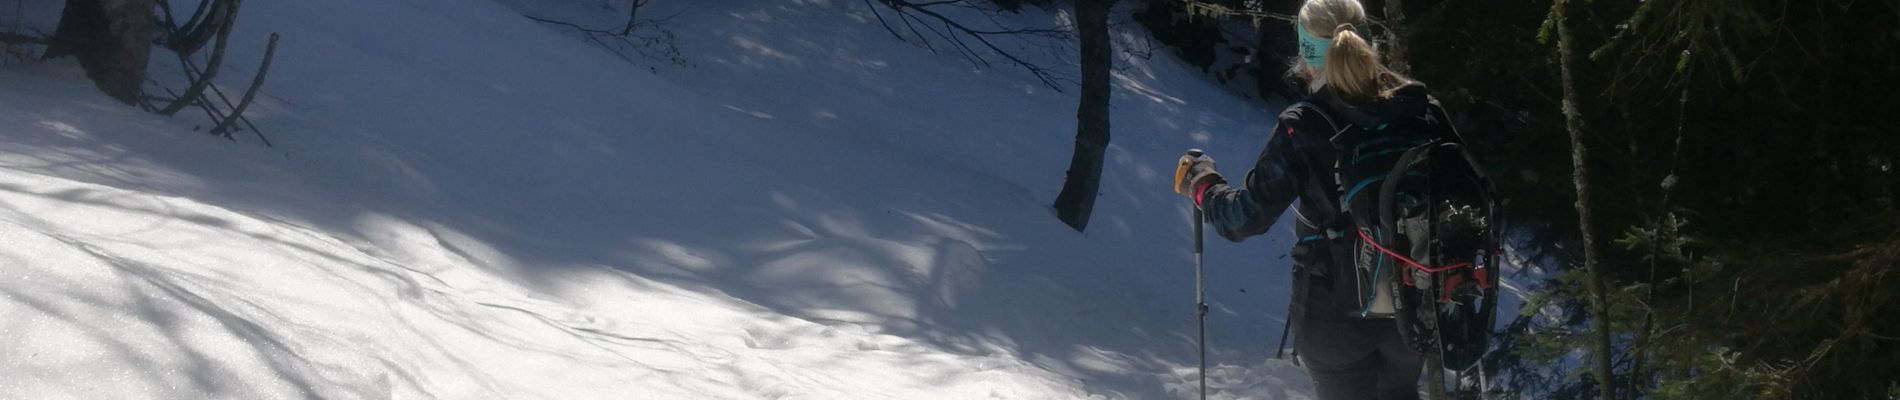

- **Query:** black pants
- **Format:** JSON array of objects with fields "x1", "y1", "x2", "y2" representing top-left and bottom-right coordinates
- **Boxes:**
[
  {"x1": 1289, "y1": 232, "x2": 1426, "y2": 399},
  {"x1": 1296, "y1": 317, "x2": 1424, "y2": 400}
]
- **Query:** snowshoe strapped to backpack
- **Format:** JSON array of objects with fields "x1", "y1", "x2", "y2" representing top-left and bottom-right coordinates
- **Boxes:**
[{"x1": 1305, "y1": 85, "x2": 1503, "y2": 372}]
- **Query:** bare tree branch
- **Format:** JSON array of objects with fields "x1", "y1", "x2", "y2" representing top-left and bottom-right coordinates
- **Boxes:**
[
  {"x1": 863, "y1": 1, "x2": 908, "y2": 42},
  {"x1": 890, "y1": 6, "x2": 939, "y2": 52},
  {"x1": 526, "y1": 0, "x2": 685, "y2": 69},
  {"x1": 167, "y1": 37, "x2": 267, "y2": 141},
  {"x1": 619, "y1": 0, "x2": 646, "y2": 36},
  {"x1": 0, "y1": 32, "x2": 44, "y2": 45},
  {"x1": 161, "y1": 0, "x2": 241, "y2": 116},
  {"x1": 160, "y1": 0, "x2": 230, "y2": 56},
  {"x1": 864, "y1": 0, "x2": 1074, "y2": 90},
  {"x1": 212, "y1": 32, "x2": 276, "y2": 147},
  {"x1": 175, "y1": 0, "x2": 214, "y2": 34},
  {"x1": 159, "y1": 85, "x2": 227, "y2": 130}
]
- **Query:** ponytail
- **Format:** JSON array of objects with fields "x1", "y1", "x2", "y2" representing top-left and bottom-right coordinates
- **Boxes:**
[
  {"x1": 1322, "y1": 24, "x2": 1383, "y2": 100},
  {"x1": 1297, "y1": 0, "x2": 1406, "y2": 100}
]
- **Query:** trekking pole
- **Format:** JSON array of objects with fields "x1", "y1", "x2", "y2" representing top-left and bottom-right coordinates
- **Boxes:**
[
  {"x1": 1194, "y1": 208, "x2": 1209, "y2": 400},
  {"x1": 1176, "y1": 149, "x2": 1210, "y2": 399},
  {"x1": 1275, "y1": 315, "x2": 1291, "y2": 359},
  {"x1": 1480, "y1": 359, "x2": 1493, "y2": 399}
]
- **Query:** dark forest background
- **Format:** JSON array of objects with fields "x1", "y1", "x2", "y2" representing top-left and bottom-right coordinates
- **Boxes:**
[{"x1": 1128, "y1": 0, "x2": 1897, "y2": 398}]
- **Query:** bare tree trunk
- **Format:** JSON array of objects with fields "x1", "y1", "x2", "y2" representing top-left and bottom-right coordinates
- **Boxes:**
[
  {"x1": 1553, "y1": 0, "x2": 1615, "y2": 398},
  {"x1": 1053, "y1": 0, "x2": 1112, "y2": 231},
  {"x1": 47, "y1": 0, "x2": 156, "y2": 104}
]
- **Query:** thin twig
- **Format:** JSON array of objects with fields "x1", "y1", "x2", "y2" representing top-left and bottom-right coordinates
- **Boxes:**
[
  {"x1": 863, "y1": 0, "x2": 908, "y2": 42},
  {"x1": 618, "y1": 0, "x2": 645, "y2": 36},
  {"x1": 162, "y1": 0, "x2": 242, "y2": 116},
  {"x1": 199, "y1": 60, "x2": 265, "y2": 137},
  {"x1": 1172, "y1": 0, "x2": 1297, "y2": 22},
  {"x1": 177, "y1": 43, "x2": 265, "y2": 137},
  {"x1": 0, "y1": 31, "x2": 43, "y2": 45},
  {"x1": 525, "y1": 7, "x2": 684, "y2": 67},
  {"x1": 212, "y1": 33, "x2": 276, "y2": 147},
  {"x1": 177, "y1": 0, "x2": 215, "y2": 36},
  {"x1": 167, "y1": 0, "x2": 227, "y2": 56},
  {"x1": 162, "y1": 84, "x2": 226, "y2": 131},
  {"x1": 867, "y1": 0, "x2": 1074, "y2": 90},
  {"x1": 893, "y1": 7, "x2": 938, "y2": 52}
]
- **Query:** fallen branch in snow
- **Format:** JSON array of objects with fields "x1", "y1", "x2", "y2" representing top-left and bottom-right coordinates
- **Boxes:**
[
  {"x1": 143, "y1": 0, "x2": 273, "y2": 145},
  {"x1": 0, "y1": 31, "x2": 43, "y2": 66},
  {"x1": 617, "y1": 0, "x2": 651, "y2": 36},
  {"x1": 863, "y1": 0, "x2": 1075, "y2": 91},
  {"x1": 158, "y1": 52, "x2": 269, "y2": 143},
  {"x1": 0, "y1": 31, "x2": 45, "y2": 45},
  {"x1": 153, "y1": 85, "x2": 222, "y2": 123},
  {"x1": 157, "y1": 0, "x2": 231, "y2": 56},
  {"x1": 525, "y1": 0, "x2": 685, "y2": 70},
  {"x1": 159, "y1": 0, "x2": 241, "y2": 116},
  {"x1": 211, "y1": 32, "x2": 276, "y2": 147}
]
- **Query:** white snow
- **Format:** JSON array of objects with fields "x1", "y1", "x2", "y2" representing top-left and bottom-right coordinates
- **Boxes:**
[{"x1": 0, "y1": 0, "x2": 1326, "y2": 398}]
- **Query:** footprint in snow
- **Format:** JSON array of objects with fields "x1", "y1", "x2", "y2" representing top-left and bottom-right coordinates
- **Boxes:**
[{"x1": 741, "y1": 326, "x2": 797, "y2": 350}]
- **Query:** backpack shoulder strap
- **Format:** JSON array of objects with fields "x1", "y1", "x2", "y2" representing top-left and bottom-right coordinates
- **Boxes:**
[
  {"x1": 1283, "y1": 102, "x2": 1345, "y2": 354},
  {"x1": 1284, "y1": 101, "x2": 1350, "y2": 227}
]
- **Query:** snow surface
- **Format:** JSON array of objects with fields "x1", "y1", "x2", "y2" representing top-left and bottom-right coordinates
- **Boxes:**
[{"x1": 0, "y1": 0, "x2": 1341, "y2": 398}]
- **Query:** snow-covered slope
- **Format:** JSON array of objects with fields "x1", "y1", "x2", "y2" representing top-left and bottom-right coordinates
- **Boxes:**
[{"x1": 0, "y1": 0, "x2": 1314, "y2": 398}]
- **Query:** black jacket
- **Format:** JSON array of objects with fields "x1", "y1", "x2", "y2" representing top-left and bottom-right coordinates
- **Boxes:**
[{"x1": 1198, "y1": 82, "x2": 1456, "y2": 319}]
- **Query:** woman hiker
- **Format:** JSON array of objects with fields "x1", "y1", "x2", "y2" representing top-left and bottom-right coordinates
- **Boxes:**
[{"x1": 1170, "y1": 0, "x2": 1465, "y2": 398}]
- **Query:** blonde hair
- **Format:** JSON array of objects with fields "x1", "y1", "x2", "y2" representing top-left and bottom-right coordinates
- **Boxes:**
[{"x1": 1298, "y1": 0, "x2": 1405, "y2": 100}]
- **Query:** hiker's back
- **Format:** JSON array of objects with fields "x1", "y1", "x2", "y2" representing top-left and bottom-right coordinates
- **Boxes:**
[{"x1": 1301, "y1": 83, "x2": 1502, "y2": 372}]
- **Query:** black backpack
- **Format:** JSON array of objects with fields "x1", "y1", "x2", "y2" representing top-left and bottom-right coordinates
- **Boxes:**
[{"x1": 1300, "y1": 87, "x2": 1503, "y2": 372}]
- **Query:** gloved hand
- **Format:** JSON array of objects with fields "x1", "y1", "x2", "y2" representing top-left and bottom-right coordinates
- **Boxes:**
[{"x1": 1173, "y1": 149, "x2": 1224, "y2": 204}]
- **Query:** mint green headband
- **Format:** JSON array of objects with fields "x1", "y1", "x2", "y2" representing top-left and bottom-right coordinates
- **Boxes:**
[{"x1": 1296, "y1": 21, "x2": 1329, "y2": 68}]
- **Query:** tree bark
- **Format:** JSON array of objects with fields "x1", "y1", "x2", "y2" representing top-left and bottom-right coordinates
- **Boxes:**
[
  {"x1": 1553, "y1": 0, "x2": 1615, "y2": 399},
  {"x1": 47, "y1": 0, "x2": 156, "y2": 104},
  {"x1": 1053, "y1": 0, "x2": 1113, "y2": 231}
]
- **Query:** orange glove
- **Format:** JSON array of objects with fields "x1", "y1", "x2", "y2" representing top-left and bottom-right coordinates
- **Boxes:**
[{"x1": 1173, "y1": 149, "x2": 1224, "y2": 204}]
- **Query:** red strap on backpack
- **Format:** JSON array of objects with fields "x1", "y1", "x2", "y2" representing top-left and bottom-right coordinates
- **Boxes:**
[{"x1": 1354, "y1": 228, "x2": 1473, "y2": 273}]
